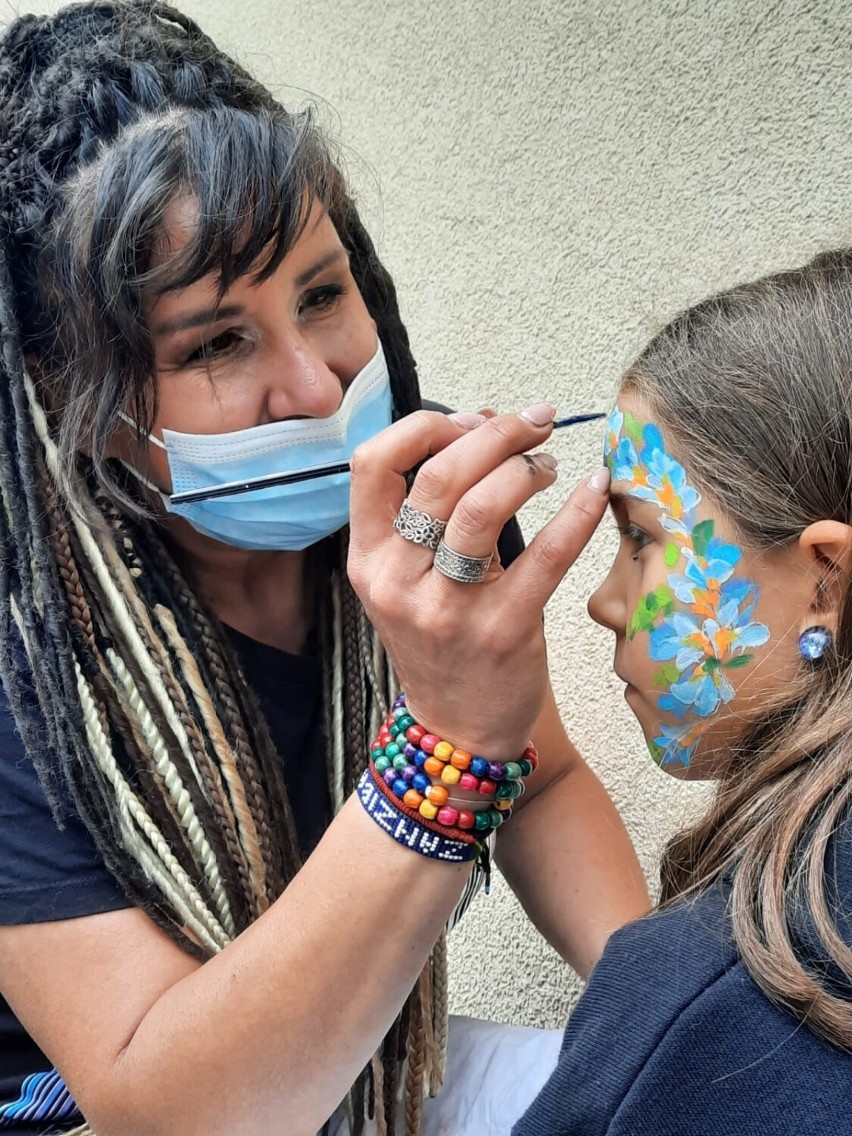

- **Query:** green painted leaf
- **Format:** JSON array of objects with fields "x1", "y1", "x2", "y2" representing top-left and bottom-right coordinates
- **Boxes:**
[
  {"x1": 622, "y1": 410, "x2": 645, "y2": 446},
  {"x1": 654, "y1": 663, "x2": 681, "y2": 687},
  {"x1": 654, "y1": 584, "x2": 675, "y2": 614},
  {"x1": 723, "y1": 654, "x2": 754, "y2": 669},
  {"x1": 703, "y1": 656, "x2": 720, "y2": 672},
  {"x1": 647, "y1": 739, "x2": 666, "y2": 766},
  {"x1": 664, "y1": 543, "x2": 680, "y2": 568},
  {"x1": 691, "y1": 519, "x2": 715, "y2": 558}
]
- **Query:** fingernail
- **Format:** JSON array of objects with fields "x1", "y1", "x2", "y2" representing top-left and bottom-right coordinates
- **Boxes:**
[
  {"x1": 476, "y1": 406, "x2": 498, "y2": 418},
  {"x1": 520, "y1": 402, "x2": 557, "y2": 427},
  {"x1": 537, "y1": 453, "x2": 558, "y2": 471},
  {"x1": 588, "y1": 466, "x2": 611, "y2": 493},
  {"x1": 448, "y1": 411, "x2": 487, "y2": 429}
]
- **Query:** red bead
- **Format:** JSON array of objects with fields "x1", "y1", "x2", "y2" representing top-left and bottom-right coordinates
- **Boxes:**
[
  {"x1": 459, "y1": 772, "x2": 479, "y2": 792},
  {"x1": 478, "y1": 778, "x2": 497, "y2": 796},
  {"x1": 523, "y1": 744, "x2": 539, "y2": 770},
  {"x1": 437, "y1": 806, "x2": 460, "y2": 827},
  {"x1": 420, "y1": 733, "x2": 441, "y2": 755},
  {"x1": 406, "y1": 724, "x2": 426, "y2": 745},
  {"x1": 457, "y1": 810, "x2": 476, "y2": 830}
]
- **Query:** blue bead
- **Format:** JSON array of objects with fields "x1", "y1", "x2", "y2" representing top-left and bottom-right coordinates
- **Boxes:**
[
  {"x1": 413, "y1": 772, "x2": 430, "y2": 793},
  {"x1": 798, "y1": 626, "x2": 831, "y2": 661},
  {"x1": 392, "y1": 778, "x2": 409, "y2": 797},
  {"x1": 414, "y1": 748, "x2": 429, "y2": 769},
  {"x1": 470, "y1": 757, "x2": 489, "y2": 778}
]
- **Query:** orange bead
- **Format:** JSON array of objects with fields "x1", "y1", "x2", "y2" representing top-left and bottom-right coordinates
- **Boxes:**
[
  {"x1": 426, "y1": 784, "x2": 449, "y2": 806},
  {"x1": 404, "y1": 789, "x2": 425, "y2": 809},
  {"x1": 433, "y1": 740, "x2": 454, "y2": 762},
  {"x1": 423, "y1": 756, "x2": 445, "y2": 778},
  {"x1": 450, "y1": 748, "x2": 472, "y2": 770},
  {"x1": 440, "y1": 764, "x2": 462, "y2": 785}
]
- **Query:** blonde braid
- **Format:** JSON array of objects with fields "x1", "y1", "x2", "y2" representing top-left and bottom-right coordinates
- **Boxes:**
[
  {"x1": 73, "y1": 659, "x2": 227, "y2": 952},
  {"x1": 157, "y1": 605, "x2": 267, "y2": 918}
]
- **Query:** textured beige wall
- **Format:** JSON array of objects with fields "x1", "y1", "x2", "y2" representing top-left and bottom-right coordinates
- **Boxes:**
[{"x1": 9, "y1": 0, "x2": 852, "y2": 1028}]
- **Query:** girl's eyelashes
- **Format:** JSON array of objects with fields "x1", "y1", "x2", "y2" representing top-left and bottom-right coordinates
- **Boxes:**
[{"x1": 617, "y1": 521, "x2": 653, "y2": 560}]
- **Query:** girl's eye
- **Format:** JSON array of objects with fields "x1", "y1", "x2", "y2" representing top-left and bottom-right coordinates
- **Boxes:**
[
  {"x1": 300, "y1": 283, "x2": 346, "y2": 316},
  {"x1": 618, "y1": 522, "x2": 653, "y2": 561},
  {"x1": 184, "y1": 330, "x2": 244, "y2": 366}
]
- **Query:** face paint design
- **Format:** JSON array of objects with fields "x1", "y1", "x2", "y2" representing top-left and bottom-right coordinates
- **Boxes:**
[{"x1": 604, "y1": 407, "x2": 770, "y2": 769}]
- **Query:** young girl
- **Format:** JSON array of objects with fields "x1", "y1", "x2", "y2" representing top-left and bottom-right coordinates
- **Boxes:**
[
  {"x1": 0, "y1": 2, "x2": 646, "y2": 1134},
  {"x1": 511, "y1": 250, "x2": 852, "y2": 1134}
]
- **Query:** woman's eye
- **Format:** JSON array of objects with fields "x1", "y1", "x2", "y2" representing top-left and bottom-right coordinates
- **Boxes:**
[
  {"x1": 618, "y1": 522, "x2": 653, "y2": 561},
  {"x1": 300, "y1": 283, "x2": 345, "y2": 316},
  {"x1": 184, "y1": 330, "x2": 243, "y2": 366}
]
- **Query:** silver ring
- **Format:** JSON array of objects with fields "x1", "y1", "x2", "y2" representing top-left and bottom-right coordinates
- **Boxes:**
[
  {"x1": 393, "y1": 499, "x2": 448, "y2": 550},
  {"x1": 433, "y1": 540, "x2": 493, "y2": 584}
]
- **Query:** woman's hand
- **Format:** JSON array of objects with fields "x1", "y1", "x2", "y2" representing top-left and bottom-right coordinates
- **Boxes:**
[{"x1": 348, "y1": 405, "x2": 610, "y2": 761}]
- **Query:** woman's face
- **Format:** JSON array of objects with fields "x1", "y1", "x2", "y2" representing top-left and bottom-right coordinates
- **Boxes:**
[
  {"x1": 136, "y1": 198, "x2": 377, "y2": 494},
  {"x1": 588, "y1": 392, "x2": 811, "y2": 780}
]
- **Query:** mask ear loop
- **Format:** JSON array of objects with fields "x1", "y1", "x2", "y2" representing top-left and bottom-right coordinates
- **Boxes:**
[{"x1": 117, "y1": 411, "x2": 169, "y2": 498}]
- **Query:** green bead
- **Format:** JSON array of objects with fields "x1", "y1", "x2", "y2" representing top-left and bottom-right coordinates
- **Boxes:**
[
  {"x1": 504, "y1": 761, "x2": 523, "y2": 780},
  {"x1": 473, "y1": 811, "x2": 492, "y2": 833},
  {"x1": 393, "y1": 705, "x2": 408, "y2": 720},
  {"x1": 392, "y1": 754, "x2": 408, "y2": 771},
  {"x1": 385, "y1": 742, "x2": 401, "y2": 758},
  {"x1": 390, "y1": 723, "x2": 402, "y2": 738},
  {"x1": 396, "y1": 714, "x2": 415, "y2": 731},
  {"x1": 495, "y1": 782, "x2": 515, "y2": 800},
  {"x1": 487, "y1": 808, "x2": 504, "y2": 827},
  {"x1": 518, "y1": 758, "x2": 533, "y2": 777},
  {"x1": 375, "y1": 755, "x2": 392, "y2": 774},
  {"x1": 371, "y1": 747, "x2": 385, "y2": 760}
]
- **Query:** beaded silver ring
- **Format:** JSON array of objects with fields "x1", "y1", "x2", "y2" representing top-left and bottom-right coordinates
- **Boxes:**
[
  {"x1": 433, "y1": 540, "x2": 493, "y2": 584},
  {"x1": 392, "y1": 499, "x2": 448, "y2": 550}
]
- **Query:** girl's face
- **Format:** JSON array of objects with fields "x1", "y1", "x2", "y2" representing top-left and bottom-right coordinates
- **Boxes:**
[
  {"x1": 136, "y1": 198, "x2": 377, "y2": 494},
  {"x1": 588, "y1": 393, "x2": 812, "y2": 780}
]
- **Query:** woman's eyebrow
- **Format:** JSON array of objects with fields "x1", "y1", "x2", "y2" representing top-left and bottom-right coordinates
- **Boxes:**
[
  {"x1": 154, "y1": 303, "x2": 244, "y2": 338},
  {"x1": 294, "y1": 247, "x2": 349, "y2": 288}
]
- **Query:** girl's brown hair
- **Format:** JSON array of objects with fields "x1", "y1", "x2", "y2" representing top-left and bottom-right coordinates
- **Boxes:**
[{"x1": 625, "y1": 249, "x2": 852, "y2": 1047}]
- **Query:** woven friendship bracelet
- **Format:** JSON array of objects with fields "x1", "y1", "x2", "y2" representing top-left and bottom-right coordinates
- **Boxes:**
[{"x1": 356, "y1": 770, "x2": 480, "y2": 864}]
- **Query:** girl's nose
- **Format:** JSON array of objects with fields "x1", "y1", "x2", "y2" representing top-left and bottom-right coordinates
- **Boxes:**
[{"x1": 588, "y1": 567, "x2": 626, "y2": 635}]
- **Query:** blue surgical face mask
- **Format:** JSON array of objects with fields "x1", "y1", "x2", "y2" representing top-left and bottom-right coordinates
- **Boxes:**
[{"x1": 127, "y1": 342, "x2": 393, "y2": 551}]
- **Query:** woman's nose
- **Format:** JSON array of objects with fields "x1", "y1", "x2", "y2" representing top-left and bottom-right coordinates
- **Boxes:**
[
  {"x1": 587, "y1": 567, "x2": 626, "y2": 635},
  {"x1": 265, "y1": 339, "x2": 344, "y2": 422}
]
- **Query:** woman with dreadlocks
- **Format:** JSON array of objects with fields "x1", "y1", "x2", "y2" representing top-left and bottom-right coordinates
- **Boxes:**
[{"x1": 0, "y1": 3, "x2": 647, "y2": 1133}]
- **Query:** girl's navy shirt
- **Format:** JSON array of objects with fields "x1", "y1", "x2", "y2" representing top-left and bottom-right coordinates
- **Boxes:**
[{"x1": 514, "y1": 824, "x2": 852, "y2": 1136}]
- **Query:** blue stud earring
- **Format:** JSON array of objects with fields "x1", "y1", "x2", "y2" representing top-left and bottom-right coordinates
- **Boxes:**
[{"x1": 798, "y1": 626, "x2": 832, "y2": 661}]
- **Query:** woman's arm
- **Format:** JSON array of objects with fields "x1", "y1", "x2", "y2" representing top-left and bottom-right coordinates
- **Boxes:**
[
  {"x1": 0, "y1": 796, "x2": 471, "y2": 1136},
  {"x1": 496, "y1": 687, "x2": 650, "y2": 979}
]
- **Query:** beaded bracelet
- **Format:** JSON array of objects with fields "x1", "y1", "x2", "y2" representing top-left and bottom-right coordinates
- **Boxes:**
[{"x1": 370, "y1": 694, "x2": 538, "y2": 837}]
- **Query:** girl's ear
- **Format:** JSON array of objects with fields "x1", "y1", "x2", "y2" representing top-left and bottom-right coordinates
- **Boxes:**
[{"x1": 798, "y1": 520, "x2": 852, "y2": 633}]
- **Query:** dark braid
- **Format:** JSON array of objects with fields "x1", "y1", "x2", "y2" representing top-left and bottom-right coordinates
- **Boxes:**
[{"x1": 0, "y1": 2, "x2": 442, "y2": 1130}]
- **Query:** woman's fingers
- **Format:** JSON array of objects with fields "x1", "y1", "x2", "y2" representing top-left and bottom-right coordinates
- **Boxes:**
[
  {"x1": 348, "y1": 410, "x2": 479, "y2": 549},
  {"x1": 403, "y1": 405, "x2": 557, "y2": 536},
  {"x1": 440, "y1": 451, "x2": 559, "y2": 560},
  {"x1": 504, "y1": 467, "x2": 611, "y2": 618}
]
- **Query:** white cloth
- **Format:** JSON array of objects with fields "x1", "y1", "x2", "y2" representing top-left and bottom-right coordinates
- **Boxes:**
[{"x1": 327, "y1": 1016, "x2": 563, "y2": 1136}]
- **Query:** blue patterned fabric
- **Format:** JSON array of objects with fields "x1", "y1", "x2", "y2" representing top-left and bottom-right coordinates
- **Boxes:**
[{"x1": 0, "y1": 1070, "x2": 79, "y2": 1128}]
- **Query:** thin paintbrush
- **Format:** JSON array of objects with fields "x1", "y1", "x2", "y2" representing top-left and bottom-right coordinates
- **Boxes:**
[{"x1": 168, "y1": 412, "x2": 606, "y2": 506}]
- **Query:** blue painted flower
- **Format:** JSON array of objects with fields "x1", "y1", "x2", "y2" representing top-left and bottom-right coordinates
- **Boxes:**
[
  {"x1": 668, "y1": 666, "x2": 736, "y2": 718},
  {"x1": 649, "y1": 610, "x2": 705, "y2": 672},
  {"x1": 652, "y1": 723, "x2": 699, "y2": 769},
  {"x1": 670, "y1": 538, "x2": 743, "y2": 603}
]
